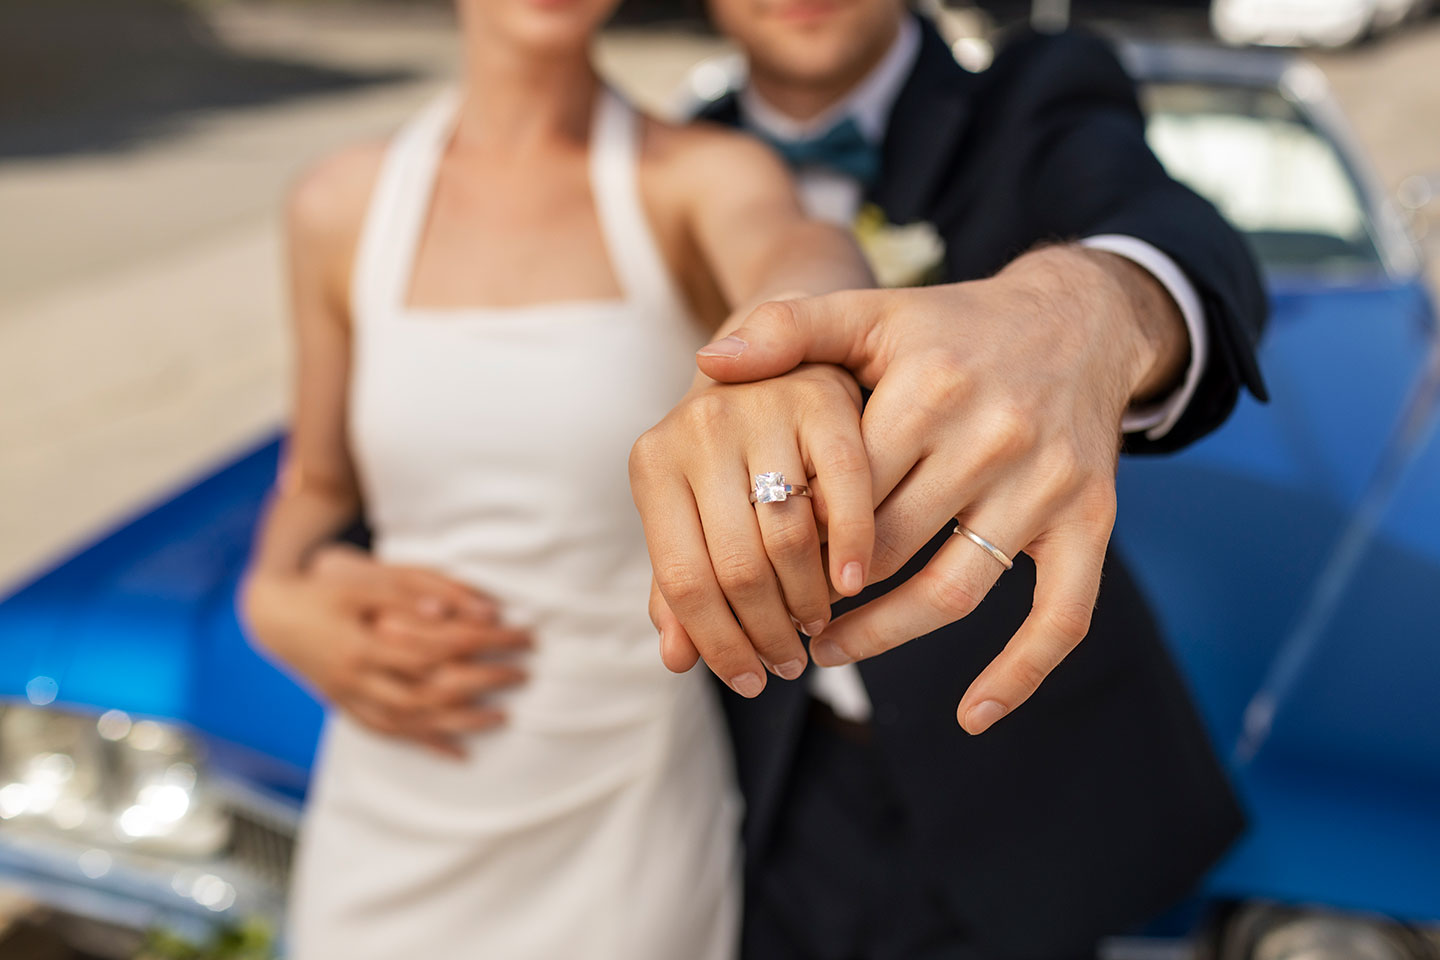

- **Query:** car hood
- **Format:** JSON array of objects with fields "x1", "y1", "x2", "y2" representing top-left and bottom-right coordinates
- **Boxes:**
[{"x1": 0, "y1": 439, "x2": 320, "y2": 793}]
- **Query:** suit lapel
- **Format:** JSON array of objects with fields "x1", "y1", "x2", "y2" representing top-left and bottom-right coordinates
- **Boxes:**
[{"x1": 868, "y1": 18, "x2": 978, "y2": 224}]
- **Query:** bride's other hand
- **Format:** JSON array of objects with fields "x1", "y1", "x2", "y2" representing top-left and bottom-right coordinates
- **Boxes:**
[
  {"x1": 629, "y1": 363, "x2": 871, "y2": 699},
  {"x1": 242, "y1": 545, "x2": 531, "y2": 759}
]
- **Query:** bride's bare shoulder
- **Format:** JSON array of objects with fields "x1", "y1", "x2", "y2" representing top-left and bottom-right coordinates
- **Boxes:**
[
  {"x1": 641, "y1": 114, "x2": 790, "y2": 191},
  {"x1": 285, "y1": 140, "x2": 388, "y2": 254}
]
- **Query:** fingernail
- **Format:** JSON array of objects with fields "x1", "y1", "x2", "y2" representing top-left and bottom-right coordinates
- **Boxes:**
[
  {"x1": 810, "y1": 638, "x2": 850, "y2": 667},
  {"x1": 657, "y1": 628, "x2": 666, "y2": 652},
  {"x1": 729, "y1": 671, "x2": 765, "y2": 698},
  {"x1": 773, "y1": 657, "x2": 806, "y2": 681},
  {"x1": 697, "y1": 335, "x2": 747, "y2": 358},
  {"x1": 840, "y1": 562, "x2": 864, "y2": 594},
  {"x1": 963, "y1": 700, "x2": 1008, "y2": 735},
  {"x1": 803, "y1": 620, "x2": 828, "y2": 638}
]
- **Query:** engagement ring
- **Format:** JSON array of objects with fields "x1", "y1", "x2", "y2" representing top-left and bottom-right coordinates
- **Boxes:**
[{"x1": 751, "y1": 472, "x2": 812, "y2": 505}]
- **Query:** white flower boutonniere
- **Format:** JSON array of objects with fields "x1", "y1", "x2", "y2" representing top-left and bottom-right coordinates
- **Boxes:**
[{"x1": 852, "y1": 204, "x2": 946, "y2": 289}]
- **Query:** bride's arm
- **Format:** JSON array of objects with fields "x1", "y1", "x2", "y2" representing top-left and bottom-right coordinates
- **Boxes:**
[
  {"x1": 628, "y1": 128, "x2": 876, "y2": 690},
  {"x1": 244, "y1": 152, "x2": 371, "y2": 586},
  {"x1": 676, "y1": 127, "x2": 875, "y2": 341},
  {"x1": 241, "y1": 149, "x2": 524, "y2": 755}
]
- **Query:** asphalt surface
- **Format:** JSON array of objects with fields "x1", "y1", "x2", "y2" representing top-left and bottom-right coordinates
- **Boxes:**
[{"x1": 0, "y1": 1, "x2": 1436, "y2": 592}]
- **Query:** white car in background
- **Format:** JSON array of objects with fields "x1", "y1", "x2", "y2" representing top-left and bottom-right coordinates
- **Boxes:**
[{"x1": 1212, "y1": 0, "x2": 1431, "y2": 47}]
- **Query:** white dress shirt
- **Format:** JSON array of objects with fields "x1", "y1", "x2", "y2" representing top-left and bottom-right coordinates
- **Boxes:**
[{"x1": 738, "y1": 19, "x2": 1209, "y2": 720}]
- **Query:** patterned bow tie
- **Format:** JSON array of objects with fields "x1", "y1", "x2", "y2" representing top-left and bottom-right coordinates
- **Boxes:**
[{"x1": 757, "y1": 116, "x2": 880, "y2": 186}]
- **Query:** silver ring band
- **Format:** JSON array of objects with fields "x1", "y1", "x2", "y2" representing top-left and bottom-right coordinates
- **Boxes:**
[
  {"x1": 750, "y1": 472, "x2": 813, "y2": 505},
  {"x1": 953, "y1": 523, "x2": 1014, "y2": 570}
]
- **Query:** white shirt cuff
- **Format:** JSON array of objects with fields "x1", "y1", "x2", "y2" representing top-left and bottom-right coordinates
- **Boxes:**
[{"x1": 1080, "y1": 235, "x2": 1209, "y2": 442}]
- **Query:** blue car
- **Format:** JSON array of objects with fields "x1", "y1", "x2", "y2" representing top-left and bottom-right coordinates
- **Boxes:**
[{"x1": 1, "y1": 41, "x2": 1436, "y2": 958}]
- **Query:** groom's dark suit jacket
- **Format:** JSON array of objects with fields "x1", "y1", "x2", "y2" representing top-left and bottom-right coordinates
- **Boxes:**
[{"x1": 701, "y1": 22, "x2": 1267, "y2": 959}]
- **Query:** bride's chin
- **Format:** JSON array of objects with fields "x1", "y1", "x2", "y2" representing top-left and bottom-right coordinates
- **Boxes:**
[{"x1": 458, "y1": 0, "x2": 618, "y2": 47}]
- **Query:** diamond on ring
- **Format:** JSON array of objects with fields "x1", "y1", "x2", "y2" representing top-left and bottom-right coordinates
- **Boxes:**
[{"x1": 753, "y1": 472, "x2": 789, "y2": 503}]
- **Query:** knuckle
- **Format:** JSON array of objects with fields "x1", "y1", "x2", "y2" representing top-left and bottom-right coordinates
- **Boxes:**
[
  {"x1": 870, "y1": 525, "x2": 911, "y2": 580},
  {"x1": 750, "y1": 623, "x2": 802, "y2": 655},
  {"x1": 983, "y1": 405, "x2": 1039, "y2": 461},
  {"x1": 910, "y1": 353, "x2": 970, "y2": 411},
  {"x1": 1008, "y1": 654, "x2": 1051, "y2": 696},
  {"x1": 681, "y1": 392, "x2": 733, "y2": 434},
  {"x1": 748, "y1": 298, "x2": 799, "y2": 336},
  {"x1": 713, "y1": 552, "x2": 772, "y2": 597},
  {"x1": 372, "y1": 616, "x2": 404, "y2": 640},
  {"x1": 920, "y1": 569, "x2": 984, "y2": 618},
  {"x1": 628, "y1": 429, "x2": 666, "y2": 479},
  {"x1": 765, "y1": 516, "x2": 818, "y2": 558},
  {"x1": 844, "y1": 618, "x2": 891, "y2": 659},
  {"x1": 820, "y1": 439, "x2": 869, "y2": 480},
  {"x1": 1036, "y1": 445, "x2": 1085, "y2": 502},
  {"x1": 1045, "y1": 599, "x2": 1095, "y2": 643},
  {"x1": 656, "y1": 562, "x2": 714, "y2": 609},
  {"x1": 694, "y1": 629, "x2": 757, "y2": 669}
]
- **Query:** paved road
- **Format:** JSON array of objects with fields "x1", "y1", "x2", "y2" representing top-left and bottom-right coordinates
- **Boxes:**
[{"x1": 0, "y1": 3, "x2": 1435, "y2": 591}]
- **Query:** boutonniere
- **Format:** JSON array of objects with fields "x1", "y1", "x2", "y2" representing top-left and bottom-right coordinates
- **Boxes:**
[{"x1": 852, "y1": 204, "x2": 946, "y2": 288}]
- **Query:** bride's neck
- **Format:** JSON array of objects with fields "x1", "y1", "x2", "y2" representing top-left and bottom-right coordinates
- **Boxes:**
[{"x1": 455, "y1": 31, "x2": 598, "y2": 152}]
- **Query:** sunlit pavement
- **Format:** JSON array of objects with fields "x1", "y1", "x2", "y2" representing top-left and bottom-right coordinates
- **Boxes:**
[{"x1": 0, "y1": 3, "x2": 1435, "y2": 592}]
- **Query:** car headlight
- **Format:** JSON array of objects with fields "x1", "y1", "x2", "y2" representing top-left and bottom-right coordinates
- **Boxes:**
[
  {"x1": 0, "y1": 703, "x2": 230, "y2": 858},
  {"x1": 1220, "y1": 903, "x2": 1440, "y2": 960}
]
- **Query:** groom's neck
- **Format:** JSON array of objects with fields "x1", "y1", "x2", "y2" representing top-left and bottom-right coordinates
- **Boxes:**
[{"x1": 744, "y1": 19, "x2": 901, "y2": 123}]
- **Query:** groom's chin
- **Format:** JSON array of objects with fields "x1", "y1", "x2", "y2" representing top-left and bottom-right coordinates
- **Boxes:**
[{"x1": 710, "y1": 0, "x2": 903, "y2": 90}]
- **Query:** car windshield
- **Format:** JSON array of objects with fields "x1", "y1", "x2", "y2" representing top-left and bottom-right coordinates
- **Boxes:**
[{"x1": 1141, "y1": 83, "x2": 1385, "y2": 278}]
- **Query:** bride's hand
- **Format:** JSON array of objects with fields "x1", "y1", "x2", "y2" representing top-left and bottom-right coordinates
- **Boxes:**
[
  {"x1": 629, "y1": 363, "x2": 872, "y2": 699},
  {"x1": 242, "y1": 545, "x2": 532, "y2": 758}
]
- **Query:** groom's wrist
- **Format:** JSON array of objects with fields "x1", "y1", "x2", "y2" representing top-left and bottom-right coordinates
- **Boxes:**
[
  {"x1": 1082, "y1": 248, "x2": 1189, "y2": 404},
  {"x1": 1001, "y1": 245, "x2": 1189, "y2": 410}
]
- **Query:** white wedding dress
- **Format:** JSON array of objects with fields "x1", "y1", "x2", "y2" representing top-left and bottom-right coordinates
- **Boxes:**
[{"x1": 287, "y1": 88, "x2": 741, "y2": 960}]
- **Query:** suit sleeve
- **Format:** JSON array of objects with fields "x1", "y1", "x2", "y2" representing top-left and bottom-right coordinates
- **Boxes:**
[{"x1": 979, "y1": 29, "x2": 1269, "y2": 454}]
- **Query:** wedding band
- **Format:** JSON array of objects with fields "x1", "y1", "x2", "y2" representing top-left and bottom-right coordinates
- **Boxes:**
[
  {"x1": 954, "y1": 523, "x2": 1014, "y2": 571},
  {"x1": 750, "y1": 472, "x2": 812, "y2": 505}
]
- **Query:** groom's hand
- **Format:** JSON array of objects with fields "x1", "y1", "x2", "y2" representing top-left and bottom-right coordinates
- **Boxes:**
[{"x1": 696, "y1": 245, "x2": 1189, "y2": 733}]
